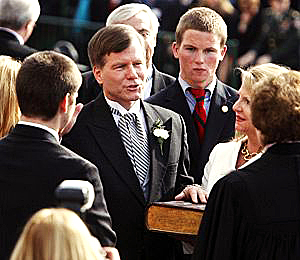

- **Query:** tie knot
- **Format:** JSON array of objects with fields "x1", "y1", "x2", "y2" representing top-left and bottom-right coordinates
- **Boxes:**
[
  {"x1": 122, "y1": 113, "x2": 137, "y2": 123},
  {"x1": 189, "y1": 88, "x2": 206, "y2": 98}
]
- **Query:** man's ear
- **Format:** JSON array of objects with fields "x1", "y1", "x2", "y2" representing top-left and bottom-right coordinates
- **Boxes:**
[
  {"x1": 219, "y1": 45, "x2": 227, "y2": 61},
  {"x1": 59, "y1": 93, "x2": 70, "y2": 113},
  {"x1": 22, "y1": 20, "x2": 36, "y2": 42},
  {"x1": 172, "y1": 42, "x2": 179, "y2": 59},
  {"x1": 93, "y1": 66, "x2": 103, "y2": 85}
]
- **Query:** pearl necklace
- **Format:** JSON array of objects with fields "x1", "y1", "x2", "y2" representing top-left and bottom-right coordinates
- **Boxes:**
[{"x1": 241, "y1": 142, "x2": 261, "y2": 161}]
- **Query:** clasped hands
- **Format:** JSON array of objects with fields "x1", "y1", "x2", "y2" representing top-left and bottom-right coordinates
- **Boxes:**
[{"x1": 175, "y1": 184, "x2": 208, "y2": 204}]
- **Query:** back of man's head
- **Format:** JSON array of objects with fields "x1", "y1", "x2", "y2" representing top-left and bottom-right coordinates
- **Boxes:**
[
  {"x1": 16, "y1": 51, "x2": 82, "y2": 121},
  {"x1": 106, "y1": 3, "x2": 159, "y2": 36},
  {"x1": 0, "y1": 0, "x2": 40, "y2": 31}
]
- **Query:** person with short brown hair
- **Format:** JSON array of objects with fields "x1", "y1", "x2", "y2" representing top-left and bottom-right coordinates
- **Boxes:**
[
  {"x1": 63, "y1": 24, "x2": 193, "y2": 260},
  {"x1": 78, "y1": 3, "x2": 175, "y2": 104},
  {"x1": 0, "y1": 51, "x2": 117, "y2": 260},
  {"x1": 147, "y1": 7, "x2": 238, "y2": 184}
]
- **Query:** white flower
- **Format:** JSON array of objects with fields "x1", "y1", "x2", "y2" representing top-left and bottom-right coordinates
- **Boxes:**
[
  {"x1": 153, "y1": 128, "x2": 169, "y2": 140},
  {"x1": 151, "y1": 118, "x2": 170, "y2": 155}
]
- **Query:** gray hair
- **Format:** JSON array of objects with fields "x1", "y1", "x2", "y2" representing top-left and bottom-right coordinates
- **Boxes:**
[
  {"x1": 0, "y1": 0, "x2": 40, "y2": 30},
  {"x1": 106, "y1": 3, "x2": 159, "y2": 35}
]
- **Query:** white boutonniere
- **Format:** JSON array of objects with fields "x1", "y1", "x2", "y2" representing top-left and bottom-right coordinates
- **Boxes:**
[{"x1": 152, "y1": 119, "x2": 170, "y2": 155}]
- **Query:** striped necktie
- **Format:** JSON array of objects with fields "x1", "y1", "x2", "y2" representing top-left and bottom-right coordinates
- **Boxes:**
[
  {"x1": 111, "y1": 108, "x2": 150, "y2": 185},
  {"x1": 190, "y1": 88, "x2": 207, "y2": 143}
]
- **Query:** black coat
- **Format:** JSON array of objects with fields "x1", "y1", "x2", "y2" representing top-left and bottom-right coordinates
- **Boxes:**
[
  {"x1": 62, "y1": 94, "x2": 193, "y2": 260},
  {"x1": 193, "y1": 143, "x2": 300, "y2": 260},
  {"x1": 0, "y1": 125, "x2": 116, "y2": 260},
  {"x1": 146, "y1": 79, "x2": 238, "y2": 183},
  {"x1": 0, "y1": 30, "x2": 37, "y2": 60}
]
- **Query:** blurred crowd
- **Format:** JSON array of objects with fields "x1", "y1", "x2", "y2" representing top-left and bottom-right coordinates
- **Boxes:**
[{"x1": 38, "y1": 0, "x2": 300, "y2": 84}]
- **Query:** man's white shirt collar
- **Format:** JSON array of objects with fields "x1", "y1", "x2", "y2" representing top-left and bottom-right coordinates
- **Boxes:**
[
  {"x1": 179, "y1": 74, "x2": 217, "y2": 94},
  {"x1": 105, "y1": 97, "x2": 148, "y2": 134},
  {"x1": 105, "y1": 97, "x2": 142, "y2": 116},
  {"x1": 0, "y1": 27, "x2": 24, "y2": 45},
  {"x1": 18, "y1": 121, "x2": 60, "y2": 142},
  {"x1": 143, "y1": 66, "x2": 153, "y2": 100}
]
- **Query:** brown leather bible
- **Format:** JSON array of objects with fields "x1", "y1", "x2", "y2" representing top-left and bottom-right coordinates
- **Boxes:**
[{"x1": 145, "y1": 201, "x2": 205, "y2": 236}]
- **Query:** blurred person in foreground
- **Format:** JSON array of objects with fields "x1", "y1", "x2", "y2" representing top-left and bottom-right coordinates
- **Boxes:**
[
  {"x1": 192, "y1": 70, "x2": 300, "y2": 259},
  {"x1": 10, "y1": 208, "x2": 107, "y2": 260},
  {"x1": 0, "y1": 56, "x2": 21, "y2": 138},
  {"x1": 0, "y1": 51, "x2": 118, "y2": 260},
  {"x1": 78, "y1": 3, "x2": 175, "y2": 104},
  {"x1": 177, "y1": 63, "x2": 289, "y2": 202},
  {"x1": 0, "y1": 0, "x2": 40, "y2": 60}
]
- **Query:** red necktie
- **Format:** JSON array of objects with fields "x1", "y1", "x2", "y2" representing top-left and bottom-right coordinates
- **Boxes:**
[{"x1": 190, "y1": 88, "x2": 206, "y2": 143}]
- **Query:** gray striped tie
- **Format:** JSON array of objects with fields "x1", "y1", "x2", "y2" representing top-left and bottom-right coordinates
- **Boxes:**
[{"x1": 112, "y1": 109, "x2": 150, "y2": 185}]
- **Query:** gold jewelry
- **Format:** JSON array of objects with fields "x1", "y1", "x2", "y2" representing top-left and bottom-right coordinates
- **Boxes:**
[{"x1": 241, "y1": 142, "x2": 261, "y2": 161}]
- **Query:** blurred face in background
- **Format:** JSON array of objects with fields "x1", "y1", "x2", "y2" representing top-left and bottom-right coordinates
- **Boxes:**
[
  {"x1": 270, "y1": 0, "x2": 290, "y2": 14},
  {"x1": 238, "y1": 0, "x2": 260, "y2": 15},
  {"x1": 122, "y1": 11, "x2": 156, "y2": 68}
]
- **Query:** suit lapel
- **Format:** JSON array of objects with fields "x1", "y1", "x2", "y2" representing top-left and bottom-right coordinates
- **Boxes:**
[
  {"x1": 202, "y1": 80, "x2": 234, "y2": 155},
  {"x1": 142, "y1": 102, "x2": 171, "y2": 202},
  {"x1": 163, "y1": 81, "x2": 201, "y2": 163},
  {"x1": 151, "y1": 65, "x2": 162, "y2": 95},
  {"x1": 87, "y1": 94, "x2": 145, "y2": 205}
]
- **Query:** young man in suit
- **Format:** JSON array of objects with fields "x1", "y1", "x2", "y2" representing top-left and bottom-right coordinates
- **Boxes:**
[
  {"x1": 147, "y1": 7, "x2": 238, "y2": 184},
  {"x1": 77, "y1": 3, "x2": 175, "y2": 104},
  {"x1": 0, "y1": 0, "x2": 40, "y2": 60},
  {"x1": 0, "y1": 51, "x2": 118, "y2": 260},
  {"x1": 63, "y1": 24, "x2": 194, "y2": 260}
]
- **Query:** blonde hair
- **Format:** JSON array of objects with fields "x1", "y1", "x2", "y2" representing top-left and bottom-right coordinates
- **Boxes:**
[
  {"x1": 10, "y1": 208, "x2": 106, "y2": 260},
  {"x1": 234, "y1": 63, "x2": 289, "y2": 139},
  {"x1": 0, "y1": 56, "x2": 21, "y2": 138},
  {"x1": 238, "y1": 63, "x2": 289, "y2": 95}
]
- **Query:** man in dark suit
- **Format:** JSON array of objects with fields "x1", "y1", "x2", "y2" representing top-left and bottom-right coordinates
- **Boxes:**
[
  {"x1": 147, "y1": 7, "x2": 238, "y2": 184},
  {"x1": 63, "y1": 24, "x2": 194, "y2": 260},
  {"x1": 0, "y1": 51, "x2": 118, "y2": 260},
  {"x1": 0, "y1": 0, "x2": 40, "y2": 60},
  {"x1": 77, "y1": 3, "x2": 175, "y2": 104}
]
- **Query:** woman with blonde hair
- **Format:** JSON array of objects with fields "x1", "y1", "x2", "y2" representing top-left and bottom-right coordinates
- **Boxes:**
[
  {"x1": 193, "y1": 69, "x2": 300, "y2": 259},
  {"x1": 176, "y1": 63, "x2": 289, "y2": 203},
  {"x1": 10, "y1": 208, "x2": 107, "y2": 260},
  {"x1": 201, "y1": 63, "x2": 289, "y2": 197},
  {"x1": 0, "y1": 55, "x2": 21, "y2": 137}
]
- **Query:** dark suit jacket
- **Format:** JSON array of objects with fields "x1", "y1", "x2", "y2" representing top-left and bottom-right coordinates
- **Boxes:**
[
  {"x1": 0, "y1": 30, "x2": 37, "y2": 61},
  {"x1": 192, "y1": 143, "x2": 300, "y2": 259},
  {"x1": 146, "y1": 79, "x2": 238, "y2": 183},
  {"x1": 62, "y1": 93, "x2": 193, "y2": 260},
  {"x1": 0, "y1": 125, "x2": 116, "y2": 260},
  {"x1": 77, "y1": 65, "x2": 175, "y2": 104}
]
